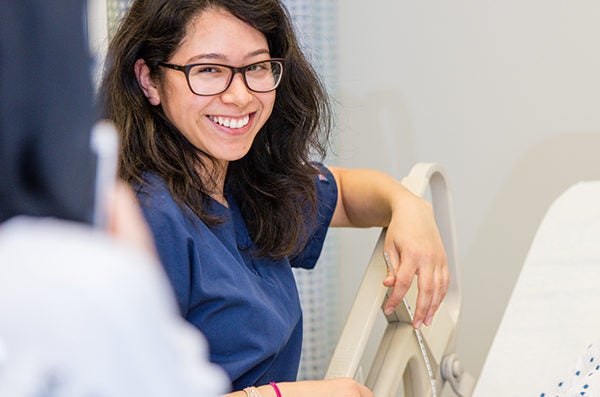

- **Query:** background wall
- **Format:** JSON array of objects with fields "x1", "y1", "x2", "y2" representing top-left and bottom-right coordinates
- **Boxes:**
[{"x1": 334, "y1": 0, "x2": 600, "y2": 384}]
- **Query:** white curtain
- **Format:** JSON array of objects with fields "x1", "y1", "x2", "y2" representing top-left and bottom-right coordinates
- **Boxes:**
[{"x1": 284, "y1": 0, "x2": 338, "y2": 381}]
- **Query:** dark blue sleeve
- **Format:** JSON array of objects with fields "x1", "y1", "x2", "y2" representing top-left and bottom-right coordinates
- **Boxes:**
[{"x1": 290, "y1": 163, "x2": 338, "y2": 269}]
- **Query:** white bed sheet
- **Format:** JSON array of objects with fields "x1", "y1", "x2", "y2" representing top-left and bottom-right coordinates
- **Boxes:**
[{"x1": 474, "y1": 181, "x2": 600, "y2": 396}]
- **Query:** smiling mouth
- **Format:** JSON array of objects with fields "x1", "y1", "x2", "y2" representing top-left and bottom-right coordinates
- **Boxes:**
[{"x1": 208, "y1": 114, "x2": 251, "y2": 129}]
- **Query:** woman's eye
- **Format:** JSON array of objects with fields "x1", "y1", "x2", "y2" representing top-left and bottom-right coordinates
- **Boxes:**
[
  {"x1": 192, "y1": 65, "x2": 222, "y2": 74},
  {"x1": 247, "y1": 63, "x2": 269, "y2": 73}
]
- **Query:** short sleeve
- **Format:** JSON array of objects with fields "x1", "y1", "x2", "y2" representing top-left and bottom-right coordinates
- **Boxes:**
[{"x1": 290, "y1": 163, "x2": 338, "y2": 269}]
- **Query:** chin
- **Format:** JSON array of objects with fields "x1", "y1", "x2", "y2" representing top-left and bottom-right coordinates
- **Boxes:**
[{"x1": 216, "y1": 148, "x2": 252, "y2": 163}]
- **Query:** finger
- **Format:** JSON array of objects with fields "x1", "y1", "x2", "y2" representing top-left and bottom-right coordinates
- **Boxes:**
[
  {"x1": 348, "y1": 379, "x2": 375, "y2": 397},
  {"x1": 438, "y1": 251, "x2": 450, "y2": 300},
  {"x1": 381, "y1": 242, "x2": 404, "y2": 311},
  {"x1": 383, "y1": 274, "x2": 395, "y2": 287},
  {"x1": 384, "y1": 257, "x2": 415, "y2": 315},
  {"x1": 427, "y1": 262, "x2": 451, "y2": 322},
  {"x1": 359, "y1": 383, "x2": 375, "y2": 397},
  {"x1": 382, "y1": 250, "x2": 397, "y2": 287},
  {"x1": 412, "y1": 264, "x2": 434, "y2": 329},
  {"x1": 427, "y1": 261, "x2": 452, "y2": 326},
  {"x1": 424, "y1": 266, "x2": 443, "y2": 326},
  {"x1": 438, "y1": 262, "x2": 450, "y2": 298}
]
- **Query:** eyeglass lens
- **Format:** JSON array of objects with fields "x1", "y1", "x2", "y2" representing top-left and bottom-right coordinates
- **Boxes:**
[{"x1": 188, "y1": 61, "x2": 282, "y2": 95}]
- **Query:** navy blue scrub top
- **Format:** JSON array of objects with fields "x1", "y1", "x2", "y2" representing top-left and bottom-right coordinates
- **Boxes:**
[{"x1": 136, "y1": 164, "x2": 338, "y2": 390}]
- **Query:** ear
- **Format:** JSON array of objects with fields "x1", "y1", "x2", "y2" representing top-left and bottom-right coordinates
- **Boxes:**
[{"x1": 134, "y1": 59, "x2": 161, "y2": 106}]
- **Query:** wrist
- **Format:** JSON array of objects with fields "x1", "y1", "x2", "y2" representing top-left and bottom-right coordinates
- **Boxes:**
[
  {"x1": 269, "y1": 381, "x2": 282, "y2": 397},
  {"x1": 250, "y1": 384, "x2": 276, "y2": 397},
  {"x1": 241, "y1": 381, "x2": 287, "y2": 397},
  {"x1": 390, "y1": 187, "x2": 431, "y2": 217}
]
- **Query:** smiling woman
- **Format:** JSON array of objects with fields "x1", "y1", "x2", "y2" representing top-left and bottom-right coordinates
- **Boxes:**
[
  {"x1": 133, "y1": 7, "x2": 277, "y2": 172},
  {"x1": 99, "y1": 1, "x2": 448, "y2": 396}
]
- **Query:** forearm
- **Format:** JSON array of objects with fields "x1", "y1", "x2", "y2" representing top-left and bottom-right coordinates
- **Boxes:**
[{"x1": 328, "y1": 166, "x2": 422, "y2": 228}]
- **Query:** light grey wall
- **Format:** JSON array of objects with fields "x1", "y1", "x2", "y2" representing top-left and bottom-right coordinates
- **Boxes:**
[{"x1": 333, "y1": 0, "x2": 600, "y2": 383}]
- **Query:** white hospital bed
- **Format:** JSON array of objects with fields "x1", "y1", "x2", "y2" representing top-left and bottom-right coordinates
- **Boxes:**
[
  {"x1": 474, "y1": 181, "x2": 600, "y2": 396},
  {"x1": 326, "y1": 163, "x2": 475, "y2": 397}
]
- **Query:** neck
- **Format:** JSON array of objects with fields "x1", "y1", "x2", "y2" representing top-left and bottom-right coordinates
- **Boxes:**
[
  {"x1": 197, "y1": 157, "x2": 229, "y2": 207},
  {"x1": 211, "y1": 192, "x2": 228, "y2": 207}
]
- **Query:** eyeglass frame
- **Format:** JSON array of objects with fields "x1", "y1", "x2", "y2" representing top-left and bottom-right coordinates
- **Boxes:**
[{"x1": 157, "y1": 58, "x2": 285, "y2": 96}]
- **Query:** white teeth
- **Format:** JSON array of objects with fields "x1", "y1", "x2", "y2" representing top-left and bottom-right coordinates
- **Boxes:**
[{"x1": 210, "y1": 115, "x2": 250, "y2": 129}]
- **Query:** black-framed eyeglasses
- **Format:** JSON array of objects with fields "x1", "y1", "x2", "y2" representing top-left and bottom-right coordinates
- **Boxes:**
[{"x1": 158, "y1": 58, "x2": 284, "y2": 96}]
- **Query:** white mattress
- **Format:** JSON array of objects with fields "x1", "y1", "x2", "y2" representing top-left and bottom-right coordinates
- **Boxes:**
[{"x1": 474, "y1": 181, "x2": 600, "y2": 396}]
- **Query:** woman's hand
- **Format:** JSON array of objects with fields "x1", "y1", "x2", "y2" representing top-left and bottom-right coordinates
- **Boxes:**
[
  {"x1": 328, "y1": 166, "x2": 449, "y2": 329},
  {"x1": 381, "y1": 195, "x2": 449, "y2": 328}
]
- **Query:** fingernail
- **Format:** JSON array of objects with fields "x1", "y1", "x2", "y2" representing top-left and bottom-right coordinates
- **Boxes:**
[
  {"x1": 425, "y1": 315, "x2": 433, "y2": 326},
  {"x1": 414, "y1": 320, "x2": 423, "y2": 329},
  {"x1": 384, "y1": 306, "x2": 393, "y2": 315}
]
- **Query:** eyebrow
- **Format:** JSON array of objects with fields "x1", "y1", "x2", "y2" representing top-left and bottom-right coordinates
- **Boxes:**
[{"x1": 187, "y1": 49, "x2": 271, "y2": 64}]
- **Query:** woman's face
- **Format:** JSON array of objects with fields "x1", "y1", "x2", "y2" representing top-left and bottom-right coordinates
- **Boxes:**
[{"x1": 144, "y1": 8, "x2": 276, "y2": 169}]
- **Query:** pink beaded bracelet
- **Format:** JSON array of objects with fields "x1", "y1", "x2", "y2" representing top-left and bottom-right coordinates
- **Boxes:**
[{"x1": 269, "y1": 381, "x2": 282, "y2": 397}]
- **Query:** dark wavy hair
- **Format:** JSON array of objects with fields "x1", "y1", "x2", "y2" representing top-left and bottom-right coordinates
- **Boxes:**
[{"x1": 99, "y1": 0, "x2": 332, "y2": 258}]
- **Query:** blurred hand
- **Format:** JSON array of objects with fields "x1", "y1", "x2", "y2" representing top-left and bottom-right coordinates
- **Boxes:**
[{"x1": 106, "y1": 180, "x2": 157, "y2": 258}]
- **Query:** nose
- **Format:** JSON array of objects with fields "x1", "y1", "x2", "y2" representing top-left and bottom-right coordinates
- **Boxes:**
[{"x1": 220, "y1": 72, "x2": 253, "y2": 106}]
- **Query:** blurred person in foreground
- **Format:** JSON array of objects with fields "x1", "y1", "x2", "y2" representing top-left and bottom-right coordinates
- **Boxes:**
[{"x1": 0, "y1": 1, "x2": 227, "y2": 396}]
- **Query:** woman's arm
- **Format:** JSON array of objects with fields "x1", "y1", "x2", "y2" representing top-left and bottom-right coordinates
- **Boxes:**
[
  {"x1": 328, "y1": 166, "x2": 449, "y2": 329},
  {"x1": 224, "y1": 379, "x2": 373, "y2": 397}
]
